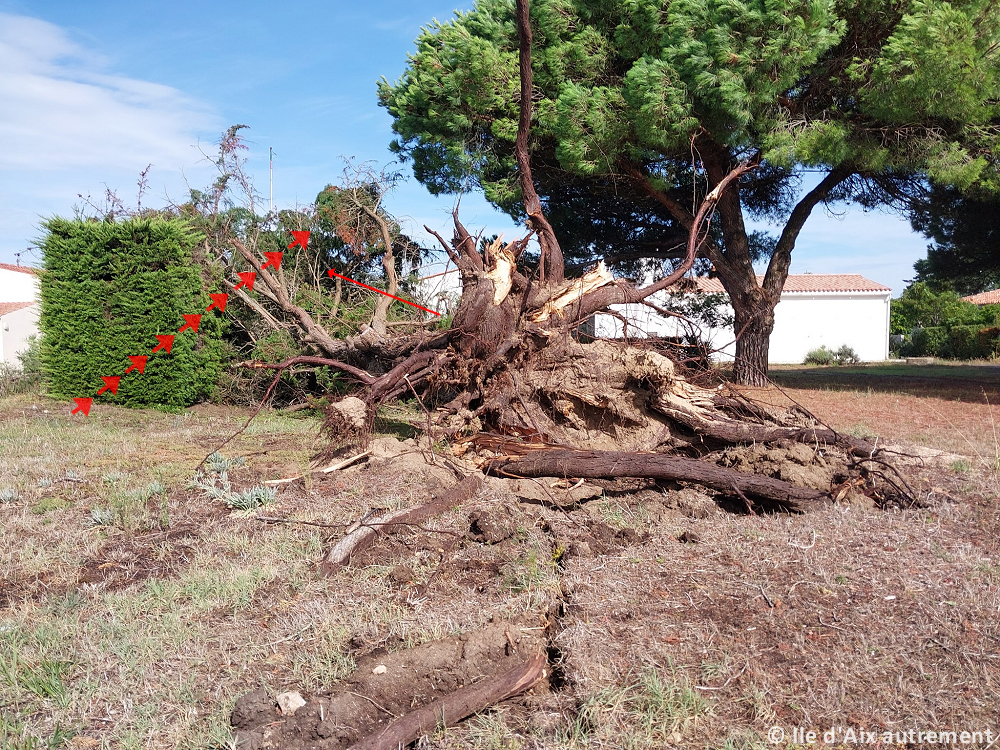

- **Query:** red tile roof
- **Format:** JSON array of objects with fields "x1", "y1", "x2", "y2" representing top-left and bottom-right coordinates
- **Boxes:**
[
  {"x1": 962, "y1": 289, "x2": 1000, "y2": 305},
  {"x1": 0, "y1": 301, "x2": 36, "y2": 316},
  {"x1": 693, "y1": 274, "x2": 890, "y2": 294},
  {"x1": 0, "y1": 263, "x2": 39, "y2": 276}
]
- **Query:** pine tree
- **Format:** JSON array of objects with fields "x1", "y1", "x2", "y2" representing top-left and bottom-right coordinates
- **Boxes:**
[{"x1": 379, "y1": 0, "x2": 1000, "y2": 383}]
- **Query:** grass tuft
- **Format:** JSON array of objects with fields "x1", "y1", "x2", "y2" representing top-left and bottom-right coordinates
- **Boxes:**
[{"x1": 562, "y1": 667, "x2": 710, "y2": 748}]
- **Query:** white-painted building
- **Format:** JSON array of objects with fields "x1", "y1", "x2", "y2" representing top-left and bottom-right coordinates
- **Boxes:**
[
  {"x1": 0, "y1": 263, "x2": 41, "y2": 365},
  {"x1": 595, "y1": 274, "x2": 892, "y2": 364}
]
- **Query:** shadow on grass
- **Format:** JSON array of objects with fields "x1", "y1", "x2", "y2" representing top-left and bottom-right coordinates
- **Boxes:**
[{"x1": 767, "y1": 362, "x2": 1000, "y2": 403}]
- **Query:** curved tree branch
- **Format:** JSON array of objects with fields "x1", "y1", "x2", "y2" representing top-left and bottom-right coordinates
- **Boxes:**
[
  {"x1": 566, "y1": 159, "x2": 758, "y2": 323},
  {"x1": 515, "y1": 0, "x2": 564, "y2": 286}
]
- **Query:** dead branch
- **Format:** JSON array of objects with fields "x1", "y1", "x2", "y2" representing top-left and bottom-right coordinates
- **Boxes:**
[
  {"x1": 656, "y1": 399, "x2": 879, "y2": 457},
  {"x1": 320, "y1": 474, "x2": 483, "y2": 573},
  {"x1": 234, "y1": 355, "x2": 377, "y2": 385},
  {"x1": 568, "y1": 158, "x2": 758, "y2": 324},
  {"x1": 230, "y1": 238, "x2": 349, "y2": 358},
  {"x1": 348, "y1": 653, "x2": 547, "y2": 750}
]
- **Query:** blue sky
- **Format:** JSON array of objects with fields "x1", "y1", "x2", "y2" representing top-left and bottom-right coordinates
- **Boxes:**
[{"x1": 0, "y1": 0, "x2": 928, "y2": 294}]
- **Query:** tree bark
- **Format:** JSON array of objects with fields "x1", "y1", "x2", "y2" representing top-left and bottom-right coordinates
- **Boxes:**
[
  {"x1": 488, "y1": 450, "x2": 830, "y2": 512},
  {"x1": 320, "y1": 474, "x2": 483, "y2": 574},
  {"x1": 515, "y1": 0, "x2": 564, "y2": 285},
  {"x1": 732, "y1": 304, "x2": 775, "y2": 388},
  {"x1": 348, "y1": 653, "x2": 547, "y2": 750}
]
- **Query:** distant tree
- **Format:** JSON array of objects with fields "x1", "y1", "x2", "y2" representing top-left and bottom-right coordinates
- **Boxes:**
[
  {"x1": 909, "y1": 184, "x2": 1000, "y2": 296},
  {"x1": 890, "y1": 282, "x2": 989, "y2": 334},
  {"x1": 380, "y1": 0, "x2": 1000, "y2": 384}
]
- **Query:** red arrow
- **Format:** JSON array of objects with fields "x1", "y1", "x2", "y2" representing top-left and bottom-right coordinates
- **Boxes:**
[
  {"x1": 234, "y1": 271, "x2": 256, "y2": 292},
  {"x1": 152, "y1": 334, "x2": 174, "y2": 354},
  {"x1": 179, "y1": 314, "x2": 202, "y2": 333},
  {"x1": 261, "y1": 251, "x2": 284, "y2": 271},
  {"x1": 96, "y1": 376, "x2": 120, "y2": 396},
  {"x1": 206, "y1": 293, "x2": 228, "y2": 313},
  {"x1": 288, "y1": 231, "x2": 310, "y2": 252},
  {"x1": 71, "y1": 398, "x2": 92, "y2": 416},
  {"x1": 327, "y1": 270, "x2": 442, "y2": 316},
  {"x1": 124, "y1": 355, "x2": 148, "y2": 375}
]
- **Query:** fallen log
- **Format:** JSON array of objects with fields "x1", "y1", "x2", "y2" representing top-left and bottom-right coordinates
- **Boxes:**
[
  {"x1": 348, "y1": 652, "x2": 547, "y2": 750},
  {"x1": 486, "y1": 450, "x2": 829, "y2": 512},
  {"x1": 320, "y1": 473, "x2": 483, "y2": 574}
]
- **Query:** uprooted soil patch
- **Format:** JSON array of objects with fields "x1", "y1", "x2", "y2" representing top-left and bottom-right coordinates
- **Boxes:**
[
  {"x1": 75, "y1": 522, "x2": 203, "y2": 592},
  {"x1": 226, "y1": 434, "x2": 1000, "y2": 748},
  {"x1": 231, "y1": 619, "x2": 549, "y2": 750}
]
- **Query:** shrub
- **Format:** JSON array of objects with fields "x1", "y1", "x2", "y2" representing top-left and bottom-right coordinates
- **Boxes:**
[
  {"x1": 0, "y1": 336, "x2": 45, "y2": 398},
  {"x1": 804, "y1": 346, "x2": 835, "y2": 365},
  {"x1": 804, "y1": 345, "x2": 860, "y2": 366},
  {"x1": 834, "y1": 345, "x2": 860, "y2": 365},
  {"x1": 38, "y1": 217, "x2": 226, "y2": 408},
  {"x1": 902, "y1": 326, "x2": 948, "y2": 357},
  {"x1": 890, "y1": 282, "x2": 986, "y2": 334},
  {"x1": 902, "y1": 325, "x2": 1000, "y2": 359}
]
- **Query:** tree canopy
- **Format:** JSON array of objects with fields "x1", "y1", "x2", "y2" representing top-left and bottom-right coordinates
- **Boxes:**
[
  {"x1": 889, "y1": 281, "x2": 995, "y2": 334},
  {"x1": 379, "y1": 0, "x2": 1000, "y2": 383},
  {"x1": 909, "y1": 184, "x2": 1000, "y2": 296}
]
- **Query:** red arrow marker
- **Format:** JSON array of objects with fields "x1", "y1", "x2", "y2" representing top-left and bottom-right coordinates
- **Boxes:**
[
  {"x1": 327, "y1": 269, "x2": 442, "y2": 316},
  {"x1": 234, "y1": 271, "x2": 256, "y2": 292},
  {"x1": 71, "y1": 398, "x2": 92, "y2": 416},
  {"x1": 152, "y1": 335, "x2": 174, "y2": 354},
  {"x1": 261, "y1": 252, "x2": 284, "y2": 271},
  {"x1": 124, "y1": 355, "x2": 148, "y2": 375},
  {"x1": 179, "y1": 314, "x2": 202, "y2": 333},
  {"x1": 96, "y1": 376, "x2": 120, "y2": 396},
  {"x1": 288, "y1": 231, "x2": 310, "y2": 252},
  {"x1": 206, "y1": 293, "x2": 228, "y2": 313}
]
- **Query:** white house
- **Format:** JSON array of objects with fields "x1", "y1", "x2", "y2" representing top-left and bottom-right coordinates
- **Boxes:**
[
  {"x1": 595, "y1": 274, "x2": 892, "y2": 364},
  {"x1": 0, "y1": 263, "x2": 41, "y2": 365}
]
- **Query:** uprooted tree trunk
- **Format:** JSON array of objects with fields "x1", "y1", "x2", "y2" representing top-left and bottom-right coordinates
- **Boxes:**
[{"x1": 232, "y1": 0, "x2": 908, "y2": 513}]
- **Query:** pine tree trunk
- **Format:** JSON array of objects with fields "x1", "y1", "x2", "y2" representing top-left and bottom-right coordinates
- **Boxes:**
[{"x1": 732, "y1": 303, "x2": 775, "y2": 387}]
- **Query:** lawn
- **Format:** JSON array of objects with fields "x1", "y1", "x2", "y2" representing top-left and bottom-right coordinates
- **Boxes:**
[
  {"x1": 769, "y1": 361, "x2": 1000, "y2": 403},
  {"x1": 0, "y1": 376, "x2": 998, "y2": 749},
  {"x1": 765, "y1": 361, "x2": 999, "y2": 459}
]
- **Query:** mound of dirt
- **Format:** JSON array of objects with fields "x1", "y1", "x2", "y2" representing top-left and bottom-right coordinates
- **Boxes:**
[{"x1": 231, "y1": 620, "x2": 548, "y2": 750}]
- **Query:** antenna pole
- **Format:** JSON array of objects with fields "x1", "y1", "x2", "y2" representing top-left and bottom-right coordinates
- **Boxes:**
[{"x1": 269, "y1": 147, "x2": 274, "y2": 219}]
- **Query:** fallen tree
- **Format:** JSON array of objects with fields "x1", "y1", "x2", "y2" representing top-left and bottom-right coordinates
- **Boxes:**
[{"x1": 225, "y1": 0, "x2": 907, "y2": 514}]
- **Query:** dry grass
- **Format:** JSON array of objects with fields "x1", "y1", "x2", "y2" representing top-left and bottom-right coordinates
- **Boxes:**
[
  {"x1": 766, "y1": 362, "x2": 1000, "y2": 462},
  {"x1": 1, "y1": 376, "x2": 998, "y2": 749}
]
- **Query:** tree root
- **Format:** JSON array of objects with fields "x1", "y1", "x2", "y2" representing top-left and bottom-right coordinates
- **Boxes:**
[
  {"x1": 349, "y1": 653, "x2": 547, "y2": 750},
  {"x1": 486, "y1": 449, "x2": 830, "y2": 513},
  {"x1": 320, "y1": 474, "x2": 483, "y2": 574},
  {"x1": 658, "y1": 398, "x2": 879, "y2": 457}
]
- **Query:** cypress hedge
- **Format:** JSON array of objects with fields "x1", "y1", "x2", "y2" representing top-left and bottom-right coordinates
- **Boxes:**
[{"x1": 39, "y1": 217, "x2": 226, "y2": 408}]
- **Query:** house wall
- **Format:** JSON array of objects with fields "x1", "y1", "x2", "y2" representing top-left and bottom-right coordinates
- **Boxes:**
[
  {"x1": 0, "y1": 269, "x2": 39, "y2": 303},
  {"x1": 767, "y1": 292, "x2": 890, "y2": 363},
  {"x1": 594, "y1": 290, "x2": 891, "y2": 364},
  {"x1": 0, "y1": 304, "x2": 40, "y2": 364}
]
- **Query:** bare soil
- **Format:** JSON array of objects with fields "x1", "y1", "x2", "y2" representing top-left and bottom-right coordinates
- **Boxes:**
[{"x1": 0, "y1": 384, "x2": 998, "y2": 749}]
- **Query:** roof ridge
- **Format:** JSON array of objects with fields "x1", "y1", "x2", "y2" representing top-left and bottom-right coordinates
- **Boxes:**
[
  {"x1": 0, "y1": 263, "x2": 39, "y2": 276},
  {"x1": 691, "y1": 273, "x2": 890, "y2": 293}
]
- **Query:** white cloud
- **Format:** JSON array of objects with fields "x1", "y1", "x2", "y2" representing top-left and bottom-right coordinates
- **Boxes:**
[
  {"x1": 0, "y1": 12, "x2": 218, "y2": 171},
  {"x1": 0, "y1": 13, "x2": 222, "y2": 262}
]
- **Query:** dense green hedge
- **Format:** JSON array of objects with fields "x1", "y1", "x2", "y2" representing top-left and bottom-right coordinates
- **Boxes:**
[
  {"x1": 901, "y1": 325, "x2": 1000, "y2": 359},
  {"x1": 39, "y1": 217, "x2": 226, "y2": 408}
]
